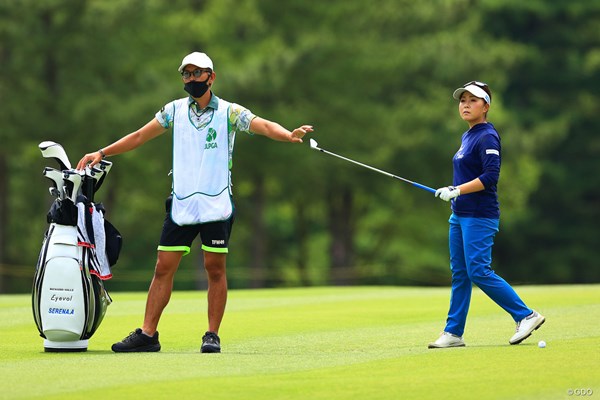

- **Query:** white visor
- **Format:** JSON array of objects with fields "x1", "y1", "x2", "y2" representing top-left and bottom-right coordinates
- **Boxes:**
[{"x1": 453, "y1": 84, "x2": 491, "y2": 104}]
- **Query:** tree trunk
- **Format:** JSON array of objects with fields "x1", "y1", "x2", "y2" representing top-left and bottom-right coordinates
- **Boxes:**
[
  {"x1": 327, "y1": 186, "x2": 355, "y2": 285},
  {"x1": 0, "y1": 155, "x2": 6, "y2": 292},
  {"x1": 295, "y1": 200, "x2": 309, "y2": 285},
  {"x1": 249, "y1": 175, "x2": 267, "y2": 287}
]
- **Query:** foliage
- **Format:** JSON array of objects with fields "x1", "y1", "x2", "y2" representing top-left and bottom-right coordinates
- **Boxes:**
[{"x1": 0, "y1": 0, "x2": 597, "y2": 292}]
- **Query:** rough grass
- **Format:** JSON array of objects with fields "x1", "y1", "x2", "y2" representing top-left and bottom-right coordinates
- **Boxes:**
[{"x1": 1, "y1": 285, "x2": 598, "y2": 399}]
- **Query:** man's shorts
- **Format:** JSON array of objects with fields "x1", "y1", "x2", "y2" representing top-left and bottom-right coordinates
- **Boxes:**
[{"x1": 157, "y1": 196, "x2": 235, "y2": 255}]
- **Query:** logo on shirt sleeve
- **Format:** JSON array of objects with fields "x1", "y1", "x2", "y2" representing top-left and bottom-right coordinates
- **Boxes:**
[{"x1": 486, "y1": 149, "x2": 500, "y2": 156}]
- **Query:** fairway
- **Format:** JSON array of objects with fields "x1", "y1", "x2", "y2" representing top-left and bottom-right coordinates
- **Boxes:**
[{"x1": 1, "y1": 285, "x2": 598, "y2": 399}]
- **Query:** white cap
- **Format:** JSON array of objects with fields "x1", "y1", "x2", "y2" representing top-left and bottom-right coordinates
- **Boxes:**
[
  {"x1": 453, "y1": 84, "x2": 491, "y2": 104},
  {"x1": 178, "y1": 52, "x2": 213, "y2": 72}
]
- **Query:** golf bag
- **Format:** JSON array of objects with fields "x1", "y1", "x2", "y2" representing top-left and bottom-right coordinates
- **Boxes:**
[{"x1": 32, "y1": 141, "x2": 122, "y2": 352}]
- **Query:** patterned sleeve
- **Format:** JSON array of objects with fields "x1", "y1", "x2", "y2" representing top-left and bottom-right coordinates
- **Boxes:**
[
  {"x1": 229, "y1": 103, "x2": 256, "y2": 133},
  {"x1": 155, "y1": 101, "x2": 176, "y2": 129}
]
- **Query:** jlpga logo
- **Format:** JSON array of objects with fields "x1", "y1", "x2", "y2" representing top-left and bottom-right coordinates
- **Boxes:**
[{"x1": 205, "y1": 128, "x2": 218, "y2": 149}]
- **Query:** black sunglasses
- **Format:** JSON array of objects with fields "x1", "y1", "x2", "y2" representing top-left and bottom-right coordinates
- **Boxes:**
[{"x1": 181, "y1": 68, "x2": 212, "y2": 80}]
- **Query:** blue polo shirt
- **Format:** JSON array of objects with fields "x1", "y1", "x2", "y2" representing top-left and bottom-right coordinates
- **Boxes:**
[{"x1": 451, "y1": 122, "x2": 500, "y2": 219}]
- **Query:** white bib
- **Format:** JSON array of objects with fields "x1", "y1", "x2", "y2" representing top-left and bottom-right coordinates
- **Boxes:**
[{"x1": 171, "y1": 98, "x2": 234, "y2": 225}]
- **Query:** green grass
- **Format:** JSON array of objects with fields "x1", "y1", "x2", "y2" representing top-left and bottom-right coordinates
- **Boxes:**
[{"x1": 1, "y1": 285, "x2": 598, "y2": 399}]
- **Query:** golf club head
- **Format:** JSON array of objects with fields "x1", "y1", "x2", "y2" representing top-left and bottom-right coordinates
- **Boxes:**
[
  {"x1": 43, "y1": 167, "x2": 66, "y2": 199},
  {"x1": 63, "y1": 171, "x2": 83, "y2": 203},
  {"x1": 98, "y1": 159, "x2": 112, "y2": 174},
  {"x1": 86, "y1": 165, "x2": 103, "y2": 178},
  {"x1": 71, "y1": 174, "x2": 83, "y2": 203},
  {"x1": 81, "y1": 166, "x2": 103, "y2": 201},
  {"x1": 309, "y1": 138, "x2": 319, "y2": 150},
  {"x1": 94, "y1": 160, "x2": 113, "y2": 193},
  {"x1": 39, "y1": 141, "x2": 72, "y2": 171}
]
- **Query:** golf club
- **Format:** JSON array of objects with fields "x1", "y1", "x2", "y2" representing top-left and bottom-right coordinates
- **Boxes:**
[
  {"x1": 94, "y1": 160, "x2": 112, "y2": 193},
  {"x1": 309, "y1": 138, "x2": 436, "y2": 194},
  {"x1": 48, "y1": 187, "x2": 60, "y2": 197},
  {"x1": 43, "y1": 167, "x2": 67, "y2": 200},
  {"x1": 39, "y1": 141, "x2": 72, "y2": 171},
  {"x1": 81, "y1": 166, "x2": 103, "y2": 201},
  {"x1": 62, "y1": 171, "x2": 83, "y2": 203}
]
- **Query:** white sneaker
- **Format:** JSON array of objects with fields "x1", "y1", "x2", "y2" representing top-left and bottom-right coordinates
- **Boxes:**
[
  {"x1": 428, "y1": 332, "x2": 466, "y2": 349},
  {"x1": 509, "y1": 310, "x2": 545, "y2": 345}
]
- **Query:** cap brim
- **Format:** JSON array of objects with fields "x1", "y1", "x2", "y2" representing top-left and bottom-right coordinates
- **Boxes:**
[
  {"x1": 453, "y1": 85, "x2": 491, "y2": 104},
  {"x1": 178, "y1": 62, "x2": 213, "y2": 72}
]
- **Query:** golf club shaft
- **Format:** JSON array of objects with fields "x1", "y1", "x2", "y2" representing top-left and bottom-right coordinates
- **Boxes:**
[{"x1": 314, "y1": 147, "x2": 436, "y2": 194}]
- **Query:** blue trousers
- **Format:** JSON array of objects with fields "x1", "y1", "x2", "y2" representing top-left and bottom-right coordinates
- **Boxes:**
[{"x1": 444, "y1": 214, "x2": 531, "y2": 337}]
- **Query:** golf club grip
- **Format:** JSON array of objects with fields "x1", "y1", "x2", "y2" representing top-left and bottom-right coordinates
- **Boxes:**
[{"x1": 411, "y1": 182, "x2": 436, "y2": 193}]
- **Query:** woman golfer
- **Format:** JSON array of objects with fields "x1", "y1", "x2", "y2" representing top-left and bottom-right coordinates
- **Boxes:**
[{"x1": 429, "y1": 81, "x2": 545, "y2": 348}]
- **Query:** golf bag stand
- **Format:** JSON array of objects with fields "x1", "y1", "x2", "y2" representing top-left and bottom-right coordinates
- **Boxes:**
[{"x1": 32, "y1": 142, "x2": 121, "y2": 352}]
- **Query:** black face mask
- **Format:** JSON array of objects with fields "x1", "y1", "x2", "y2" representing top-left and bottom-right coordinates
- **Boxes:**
[{"x1": 184, "y1": 78, "x2": 210, "y2": 98}]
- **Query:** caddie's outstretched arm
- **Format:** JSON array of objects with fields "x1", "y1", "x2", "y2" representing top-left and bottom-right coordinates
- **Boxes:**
[
  {"x1": 249, "y1": 116, "x2": 313, "y2": 143},
  {"x1": 77, "y1": 119, "x2": 166, "y2": 169}
]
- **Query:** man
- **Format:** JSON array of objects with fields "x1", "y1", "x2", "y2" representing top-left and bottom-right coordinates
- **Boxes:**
[{"x1": 77, "y1": 51, "x2": 313, "y2": 353}]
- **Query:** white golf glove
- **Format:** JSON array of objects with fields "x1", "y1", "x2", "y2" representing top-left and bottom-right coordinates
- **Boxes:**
[{"x1": 435, "y1": 186, "x2": 461, "y2": 202}]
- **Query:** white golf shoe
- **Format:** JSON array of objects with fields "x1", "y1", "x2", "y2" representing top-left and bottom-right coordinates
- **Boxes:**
[
  {"x1": 509, "y1": 310, "x2": 545, "y2": 345},
  {"x1": 428, "y1": 332, "x2": 466, "y2": 349}
]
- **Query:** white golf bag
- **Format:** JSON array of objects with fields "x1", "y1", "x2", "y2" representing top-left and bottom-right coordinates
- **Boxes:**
[{"x1": 32, "y1": 142, "x2": 122, "y2": 352}]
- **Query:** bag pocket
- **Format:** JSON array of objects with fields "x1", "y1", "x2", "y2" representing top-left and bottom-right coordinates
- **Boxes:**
[{"x1": 104, "y1": 219, "x2": 122, "y2": 266}]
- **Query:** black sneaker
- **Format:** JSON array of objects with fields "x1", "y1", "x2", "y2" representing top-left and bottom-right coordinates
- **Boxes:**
[
  {"x1": 201, "y1": 331, "x2": 221, "y2": 353},
  {"x1": 111, "y1": 328, "x2": 161, "y2": 352}
]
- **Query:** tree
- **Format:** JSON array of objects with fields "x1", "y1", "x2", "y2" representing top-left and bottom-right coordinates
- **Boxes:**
[
  {"x1": 481, "y1": 0, "x2": 600, "y2": 283},
  {"x1": 1, "y1": 0, "x2": 597, "y2": 293}
]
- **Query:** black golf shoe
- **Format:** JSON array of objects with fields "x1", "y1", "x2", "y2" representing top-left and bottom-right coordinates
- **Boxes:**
[
  {"x1": 201, "y1": 331, "x2": 221, "y2": 353},
  {"x1": 111, "y1": 328, "x2": 161, "y2": 352}
]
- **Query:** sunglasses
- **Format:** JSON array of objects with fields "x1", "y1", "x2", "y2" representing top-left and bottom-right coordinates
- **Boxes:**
[
  {"x1": 464, "y1": 80, "x2": 488, "y2": 88},
  {"x1": 181, "y1": 68, "x2": 212, "y2": 80}
]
